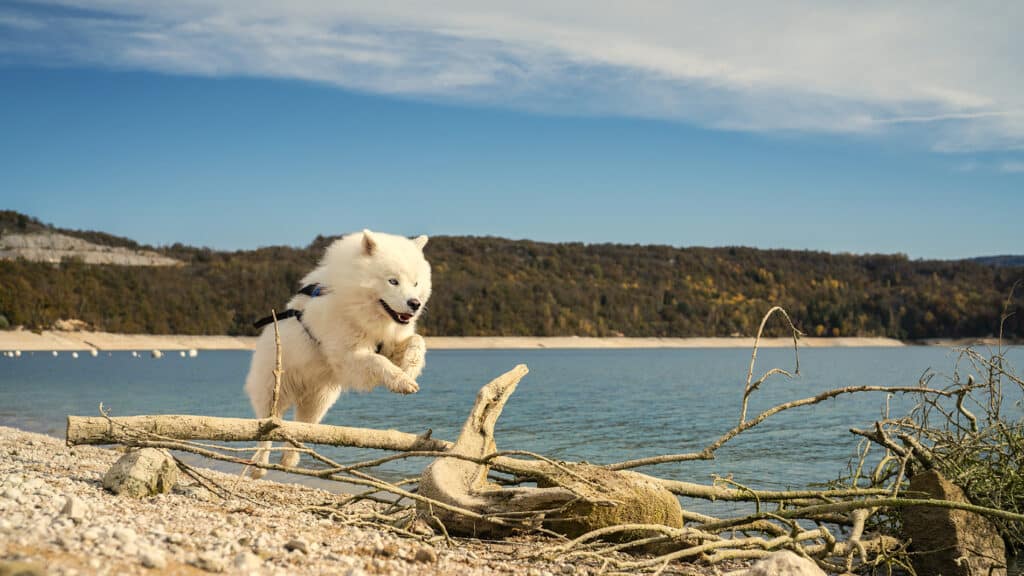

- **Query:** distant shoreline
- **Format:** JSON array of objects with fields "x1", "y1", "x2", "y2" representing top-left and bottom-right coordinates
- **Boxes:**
[{"x1": 2, "y1": 329, "x2": 1010, "y2": 352}]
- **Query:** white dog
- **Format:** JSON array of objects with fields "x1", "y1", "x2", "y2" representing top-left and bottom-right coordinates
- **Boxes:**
[{"x1": 244, "y1": 230, "x2": 431, "y2": 476}]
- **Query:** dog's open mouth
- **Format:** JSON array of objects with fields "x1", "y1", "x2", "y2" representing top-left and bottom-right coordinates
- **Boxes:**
[{"x1": 379, "y1": 299, "x2": 413, "y2": 324}]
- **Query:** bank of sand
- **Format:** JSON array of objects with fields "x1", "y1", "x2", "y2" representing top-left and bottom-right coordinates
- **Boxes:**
[{"x1": 0, "y1": 330, "x2": 908, "y2": 352}]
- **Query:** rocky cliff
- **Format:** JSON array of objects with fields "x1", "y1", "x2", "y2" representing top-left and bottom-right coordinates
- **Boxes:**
[{"x1": 0, "y1": 232, "x2": 180, "y2": 266}]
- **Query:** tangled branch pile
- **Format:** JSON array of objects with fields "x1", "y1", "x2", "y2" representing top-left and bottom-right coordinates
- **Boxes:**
[
  {"x1": 853, "y1": 344, "x2": 1024, "y2": 554},
  {"x1": 65, "y1": 307, "x2": 1023, "y2": 575}
]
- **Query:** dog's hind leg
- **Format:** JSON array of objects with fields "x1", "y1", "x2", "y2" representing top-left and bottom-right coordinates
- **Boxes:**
[
  {"x1": 246, "y1": 375, "x2": 293, "y2": 479},
  {"x1": 282, "y1": 387, "x2": 343, "y2": 468},
  {"x1": 249, "y1": 404, "x2": 292, "y2": 478}
]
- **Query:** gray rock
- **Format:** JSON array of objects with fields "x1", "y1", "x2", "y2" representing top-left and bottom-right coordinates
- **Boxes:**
[
  {"x1": 55, "y1": 534, "x2": 73, "y2": 550},
  {"x1": 539, "y1": 468, "x2": 684, "y2": 546},
  {"x1": 140, "y1": 547, "x2": 167, "y2": 569},
  {"x1": 252, "y1": 534, "x2": 275, "y2": 554},
  {"x1": 102, "y1": 448, "x2": 178, "y2": 498},
  {"x1": 22, "y1": 478, "x2": 45, "y2": 492},
  {"x1": 99, "y1": 544, "x2": 118, "y2": 557},
  {"x1": 30, "y1": 518, "x2": 49, "y2": 535},
  {"x1": 284, "y1": 538, "x2": 309, "y2": 553},
  {"x1": 50, "y1": 517, "x2": 74, "y2": 532},
  {"x1": 232, "y1": 551, "x2": 261, "y2": 573},
  {"x1": 414, "y1": 546, "x2": 438, "y2": 564},
  {"x1": 60, "y1": 495, "x2": 87, "y2": 522},
  {"x1": 903, "y1": 469, "x2": 1007, "y2": 576},
  {"x1": 113, "y1": 527, "x2": 138, "y2": 543},
  {"x1": 725, "y1": 550, "x2": 826, "y2": 576},
  {"x1": 194, "y1": 551, "x2": 227, "y2": 573}
]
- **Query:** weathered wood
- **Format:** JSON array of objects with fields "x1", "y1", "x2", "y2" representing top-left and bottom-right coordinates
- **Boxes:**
[
  {"x1": 416, "y1": 364, "x2": 683, "y2": 539},
  {"x1": 65, "y1": 409, "x2": 552, "y2": 481},
  {"x1": 66, "y1": 414, "x2": 450, "y2": 453},
  {"x1": 416, "y1": 365, "x2": 579, "y2": 536}
]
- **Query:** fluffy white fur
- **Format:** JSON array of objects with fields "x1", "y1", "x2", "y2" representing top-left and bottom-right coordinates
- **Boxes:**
[{"x1": 244, "y1": 230, "x2": 431, "y2": 476}]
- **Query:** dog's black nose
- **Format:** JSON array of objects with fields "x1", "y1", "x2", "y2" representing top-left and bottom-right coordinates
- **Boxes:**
[{"x1": 407, "y1": 298, "x2": 421, "y2": 312}]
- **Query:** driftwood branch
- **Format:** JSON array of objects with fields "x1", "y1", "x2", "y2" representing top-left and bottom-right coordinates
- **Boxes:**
[
  {"x1": 739, "y1": 305, "x2": 801, "y2": 425},
  {"x1": 271, "y1": 309, "x2": 283, "y2": 417},
  {"x1": 67, "y1": 413, "x2": 450, "y2": 452},
  {"x1": 416, "y1": 365, "x2": 583, "y2": 536},
  {"x1": 606, "y1": 384, "x2": 960, "y2": 471}
]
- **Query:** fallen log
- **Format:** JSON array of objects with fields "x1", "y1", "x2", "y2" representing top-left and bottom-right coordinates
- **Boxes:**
[{"x1": 67, "y1": 413, "x2": 450, "y2": 453}]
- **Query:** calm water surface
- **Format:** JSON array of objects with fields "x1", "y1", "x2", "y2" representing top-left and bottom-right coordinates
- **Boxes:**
[{"x1": 1, "y1": 346, "x2": 1021, "y2": 560}]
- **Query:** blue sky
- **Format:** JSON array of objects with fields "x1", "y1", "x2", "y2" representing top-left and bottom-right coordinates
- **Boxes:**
[{"x1": 1, "y1": 2, "x2": 1022, "y2": 259}]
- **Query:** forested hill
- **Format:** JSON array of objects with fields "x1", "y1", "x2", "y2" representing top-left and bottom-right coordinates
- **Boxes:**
[
  {"x1": 0, "y1": 211, "x2": 1021, "y2": 339},
  {"x1": 971, "y1": 255, "x2": 1024, "y2": 268}
]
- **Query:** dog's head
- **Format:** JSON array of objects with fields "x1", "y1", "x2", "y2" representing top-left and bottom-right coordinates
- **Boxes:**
[{"x1": 358, "y1": 230, "x2": 432, "y2": 326}]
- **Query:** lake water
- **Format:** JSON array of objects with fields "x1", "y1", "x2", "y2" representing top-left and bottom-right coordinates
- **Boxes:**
[{"x1": 1, "y1": 346, "x2": 1022, "y2": 563}]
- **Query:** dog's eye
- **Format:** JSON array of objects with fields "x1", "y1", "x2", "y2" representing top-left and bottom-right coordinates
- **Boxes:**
[
  {"x1": 388, "y1": 278, "x2": 399, "y2": 286},
  {"x1": 414, "y1": 282, "x2": 419, "y2": 287}
]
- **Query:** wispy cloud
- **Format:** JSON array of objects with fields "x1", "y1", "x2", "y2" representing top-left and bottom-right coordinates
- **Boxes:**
[
  {"x1": 0, "y1": 12, "x2": 45, "y2": 30},
  {"x1": 1000, "y1": 161, "x2": 1024, "y2": 173},
  {"x1": 4, "y1": 1, "x2": 1023, "y2": 152}
]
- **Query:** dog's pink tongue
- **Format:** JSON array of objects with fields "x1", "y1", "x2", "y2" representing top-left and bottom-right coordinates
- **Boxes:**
[{"x1": 399, "y1": 313, "x2": 413, "y2": 322}]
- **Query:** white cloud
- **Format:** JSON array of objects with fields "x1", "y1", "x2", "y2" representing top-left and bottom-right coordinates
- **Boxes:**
[
  {"x1": 1000, "y1": 161, "x2": 1024, "y2": 173},
  {"x1": 7, "y1": 1, "x2": 1024, "y2": 151}
]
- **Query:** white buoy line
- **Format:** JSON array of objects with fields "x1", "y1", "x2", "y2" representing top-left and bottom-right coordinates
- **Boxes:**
[{"x1": 3, "y1": 348, "x2": 201, "y2": 359}]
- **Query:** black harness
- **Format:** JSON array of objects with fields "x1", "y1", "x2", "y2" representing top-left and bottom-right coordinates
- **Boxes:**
[
  {"x1": 254, "y1": 283, "x2": 384, "y2": 354},
  {"x1": 252, "y1": 283, "x2": 324, "y2": 329},
  {"x1": 253, "y1": 283, "x2": 326, "y2": 347}
]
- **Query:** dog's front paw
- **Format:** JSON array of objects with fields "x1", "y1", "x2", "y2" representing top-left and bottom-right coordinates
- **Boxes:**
[{"x1": 388, "y1": 375, "x2": 420, "y2": 395}]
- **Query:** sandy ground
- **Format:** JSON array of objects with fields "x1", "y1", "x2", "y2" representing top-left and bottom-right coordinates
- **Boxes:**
[
  {"x1": 0, "y1": 330, "x2": 908, "y2": 352},
  {"x1": 0, "y1": 426, "x2": 753, "y2": 576}
]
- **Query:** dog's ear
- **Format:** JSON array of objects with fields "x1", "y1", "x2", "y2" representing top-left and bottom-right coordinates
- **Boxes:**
[
  {"x1": 413, "y1": 235, "x2": 428, "y2": 250},
  {"x1": 361, "y1": 229, "x2": 377, "y2": 255}
]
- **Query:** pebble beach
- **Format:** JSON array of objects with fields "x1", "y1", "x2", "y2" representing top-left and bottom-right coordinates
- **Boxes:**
[
  {"x1": 0, "y1": 426, "x2": 582, "y2": 576},
  {"x1": 0, "y1": 426, "x2": 757, "y2": 576}
]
